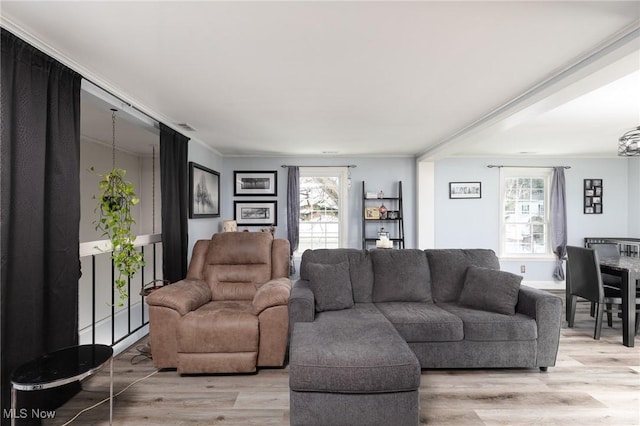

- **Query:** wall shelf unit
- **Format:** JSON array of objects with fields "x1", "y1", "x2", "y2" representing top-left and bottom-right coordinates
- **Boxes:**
[{"x1": 362, "y1": 181, "x2": 404, "y2": 249}]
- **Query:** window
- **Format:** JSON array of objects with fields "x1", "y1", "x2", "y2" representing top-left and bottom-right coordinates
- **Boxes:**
[
  {"x1": 297, "y1": 167, "x2": 348, "y2": 253},
  {"x1": 500, "y1": 168, "x2": 552, "y2": 258}
]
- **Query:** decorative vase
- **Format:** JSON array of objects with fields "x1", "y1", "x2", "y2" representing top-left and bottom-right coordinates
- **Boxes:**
[{"x1": 379, "y1": 203, "x2": 388, "y2": 219}]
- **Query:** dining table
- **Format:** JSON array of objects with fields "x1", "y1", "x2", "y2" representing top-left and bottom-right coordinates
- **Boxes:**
[{"x1": 598, "y1": 256, "x2": 640, "y2": 347}]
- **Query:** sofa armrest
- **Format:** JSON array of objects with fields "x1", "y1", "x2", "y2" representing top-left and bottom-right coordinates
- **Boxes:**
[
  {"x1": 252, "y1": 277, "x2": 291, "y2": 315},
  {"x1": 516, "y1": 285, "x2": 562, "y2": 368},
  {"x1": 146, "y1": 279, "x2": 211, "y2": 316},
  {"x1": 289, "y1": 279, "x2": 315, "y2": 324}
]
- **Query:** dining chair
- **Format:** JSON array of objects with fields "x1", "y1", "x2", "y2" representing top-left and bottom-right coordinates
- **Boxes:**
[
  {"x1": 588, "y1": 243, "x2": 623, "y2": 288},
  {"x1": 566, "y1": 245, "x2": 640, "y2": 339}
]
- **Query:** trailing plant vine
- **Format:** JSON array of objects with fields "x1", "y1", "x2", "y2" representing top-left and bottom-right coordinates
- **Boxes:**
[{"x1": 92, "y1": 166, "x2": 145, "y2": 305}]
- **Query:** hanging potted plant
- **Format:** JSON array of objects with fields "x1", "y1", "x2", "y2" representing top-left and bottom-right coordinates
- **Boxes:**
[
  {"x1": 92, "y1": 167, "x2": 145, "y2": 305},
  {"x1": 92, "y1": 109, "x2": 144, "y2": 305}
]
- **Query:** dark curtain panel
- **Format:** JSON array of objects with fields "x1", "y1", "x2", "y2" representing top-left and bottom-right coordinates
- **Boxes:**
[
  {"x1": 286, "y1": 166, "x2": 300, "y2": 274},
  {"x1": 1, "y1": 30, "x2": 82, "y2": 420},
  {"x1": 160, "y1": 123, "x2": 189, "y2": 283},
  {"x1": 550, "y1": 167, "x2": 567, "y2": 280}
]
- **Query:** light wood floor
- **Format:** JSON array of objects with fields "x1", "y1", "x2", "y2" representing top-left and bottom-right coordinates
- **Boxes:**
[{"x1": 45, "y1": 297, "x2": 639, "y2": 425}]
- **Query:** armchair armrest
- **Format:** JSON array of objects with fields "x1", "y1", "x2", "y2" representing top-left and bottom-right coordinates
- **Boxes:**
[
  {"x1": 146, "y1": 279, "x2": 211, "y2": 316},
  {"x1": 517, "y1": 285, "x2": 562, "y2": 368},
  {"x1": 288, "y1": 279, "x2": 315, "y2": 324},
  {"x1": 252, "y1": 277, "x2": 291, "y2": 315}
]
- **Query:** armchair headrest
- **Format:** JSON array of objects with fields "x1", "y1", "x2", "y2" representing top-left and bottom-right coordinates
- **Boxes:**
[{"x1": 209, "y1": 232, "x2": 273, "y2": 265}]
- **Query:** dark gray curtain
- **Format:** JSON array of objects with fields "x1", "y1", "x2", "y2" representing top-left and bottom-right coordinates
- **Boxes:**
[
  {"x1": 286, "y1": 166, "x2": 300, "y2": 274},
  {"x1": 550, "y1": 167, "x2": 567, "y2": 280},
  {"x1": 1, "y1": 29, "x2": 82, "y2": 420},
  {"x1": 160, "y1": 124, "x2": 189, "y2": 283}
]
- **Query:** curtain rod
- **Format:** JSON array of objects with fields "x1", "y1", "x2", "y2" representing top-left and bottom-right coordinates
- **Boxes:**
[
  {"x1": 281, "y1": 165, "x2": 357, "y2": 168},
  {"x1": 487, "y1": 165, "x2": 571, "y2": 169}
]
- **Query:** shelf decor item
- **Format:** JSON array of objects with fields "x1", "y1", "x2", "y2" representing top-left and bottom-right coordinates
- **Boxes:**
[
  {"x1": 584, "y1": 179, "x2": 603, "y2": 214},
  {"x1": 365, "y1": 207, "x2": 381, "y2": 219},
  {"x1": 379, "y1": 203, "x2": 388, "y2": 219}
]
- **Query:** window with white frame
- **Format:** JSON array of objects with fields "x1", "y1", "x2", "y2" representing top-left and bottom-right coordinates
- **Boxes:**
[
  {"x1": 297, "y1": 167, "x2": 348, "y2": 253},
  {"x1": 500, "y1": 168, "x2": 553, "y2": 258}
]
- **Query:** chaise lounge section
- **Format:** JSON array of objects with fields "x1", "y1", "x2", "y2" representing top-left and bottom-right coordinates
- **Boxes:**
[{"x1": 288, "y1": 248, "x2": 562, "y2": 426}]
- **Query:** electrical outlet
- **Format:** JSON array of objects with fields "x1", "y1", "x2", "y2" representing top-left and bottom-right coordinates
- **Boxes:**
[{"x1": 520, "y1": 265, "x2": 526, "y2": 273}]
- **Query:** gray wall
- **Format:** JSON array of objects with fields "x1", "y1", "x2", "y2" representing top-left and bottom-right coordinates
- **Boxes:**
[
  {"x1": 181, "y1": 147, "x2": 639, "y2": 283},
  {"x1": 221, "y1": 156, "x2": 417, "y2": 249},
  {"x1": 432, "y1": 156, "x2": 637, "y2": 281}
]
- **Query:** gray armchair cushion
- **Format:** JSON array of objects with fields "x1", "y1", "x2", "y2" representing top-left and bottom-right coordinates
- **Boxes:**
[
  {"x1": 306, "y1": 261, "x2": 354, "y2": 312},
  {"x1": 371, "y1": 249, "x2": 432, "y2": 303},
  {"x1": 459, "y1": 266, "x2": 522, "y2": 315}
]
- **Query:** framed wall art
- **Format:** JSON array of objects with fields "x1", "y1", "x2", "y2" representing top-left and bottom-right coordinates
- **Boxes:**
[
  {"x1": 189, "y1": 162, "x2": 220, "y2": 218},
  {"x1": 234, "y1": 170, "x2": 278, "y2": 196},
  {"x1": 449, "y1": 182, "x2": 482, "y2": 199},
  {"x1": 234, "y1": 201, "x2": 278, "y2": 226},
  {"x1": 584, "y1": 179, "x2": 602, "y2": 214}
]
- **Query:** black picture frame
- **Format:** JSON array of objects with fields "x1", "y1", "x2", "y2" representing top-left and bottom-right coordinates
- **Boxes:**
[
  {"x1": 584, "y1": 178, "x2": 603, "y2": 214},
  {"x1": 449, "y1": 182, "x2": 482, "y2": 199},
  {"x1": 189, "y1": 162, "x2": 220, "y2": 218},
  {"x1": 234, "y1": 170, "x2": 278, "y2": 196},
  {"x1": 234, "y1": 201, "x2": 278, "y2": 226}
]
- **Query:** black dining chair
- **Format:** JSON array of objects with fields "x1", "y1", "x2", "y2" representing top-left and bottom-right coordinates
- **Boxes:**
[
  {"x1": 588, "y1": 243, "x2": 622, "y2": 288},
  {"x1": 566, "y1": 245, "x2": 640, "y2": 339}
]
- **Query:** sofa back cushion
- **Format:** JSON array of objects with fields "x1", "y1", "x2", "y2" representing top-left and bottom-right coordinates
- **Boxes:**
[
  {"x1": 458, "y1": 266, "x2": 522, "y2": 315},
  {"x1": 425, "y1": 249, "x2": 500, "y2": 303},
  {"x1": 204, "y1": 232, "x2": 273, "y2": 300},
  {"x1": 370, "y1": 249, "x2": 432, "y2": 303},
  {"x1": 306, "y1": 261, "x2": 354, "y2": 312},
  {"x1": 300, "y1": 249, "x2": 374, "y2": 303}
]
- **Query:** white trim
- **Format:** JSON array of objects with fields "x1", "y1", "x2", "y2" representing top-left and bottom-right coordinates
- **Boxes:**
[
  {"x1": 522, "y1": 280, "x2": 566, "y2": 291},
  {"x1": 499, "y1": 167, "x2": 553, "y2": 258},
  {"x1": 299, "y1": 167, "x2": 349, "y2": 249}
]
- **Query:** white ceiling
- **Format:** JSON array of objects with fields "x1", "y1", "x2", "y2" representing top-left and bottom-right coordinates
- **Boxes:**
[{"x1": 1, "y1": 1, "x2": 639, "y2": 159}]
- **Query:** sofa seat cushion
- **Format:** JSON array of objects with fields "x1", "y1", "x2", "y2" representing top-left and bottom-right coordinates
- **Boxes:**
[
  {"x1": 376, "y1": 302, "x2": 463, "y2": 342},
  {"x1": 178, "y1": 300, "x2": 258, "y2": 353},
  {"x1": 289, "y1": 304, "x2": 420, "y2": 394},
  {"x1": 439, "y1": 303, "x2": 537, "y2": 341}
]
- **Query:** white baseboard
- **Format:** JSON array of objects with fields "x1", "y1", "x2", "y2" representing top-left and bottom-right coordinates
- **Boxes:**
[
  {"x1": 523, "y1": 280, "x2": 566, "y2": 291},
  {"x1": 79, "y1": 302, "x2": 149, "y2": 356}
]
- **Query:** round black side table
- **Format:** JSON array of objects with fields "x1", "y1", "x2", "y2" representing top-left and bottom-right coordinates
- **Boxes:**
[{"x1": 11, "y1": 344, "x2": 113, "y2": 425}]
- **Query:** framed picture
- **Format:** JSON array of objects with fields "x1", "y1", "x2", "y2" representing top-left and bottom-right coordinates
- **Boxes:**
[
  {"x1": 234, "y1": 170, "x2": 277, "y2": 196},
  {"x1": 584, "y1": 178, "x2": 603, "y2": 214},
  {"x1": 449, "y1": 182, "x2": 482, "y2": 199},
  {"x1": 189, "y1": 162, "x2": 220, "y2": 218},
  {"x1": 234, "y1": 201, "x2": 278, "y2": 226},
  {"x1": 365, "y1": 207, "x2": 380, "y2": 220}
]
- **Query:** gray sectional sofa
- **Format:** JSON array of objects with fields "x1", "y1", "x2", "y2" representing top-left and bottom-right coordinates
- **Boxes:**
[{"x1": 288, "y1": 248, "x2": 563, "y2": 426}]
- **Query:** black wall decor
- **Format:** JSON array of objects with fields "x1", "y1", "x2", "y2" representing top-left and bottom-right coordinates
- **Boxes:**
[{"x1": 584, "y1": 179, "x2": 603, "y2": 214}]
